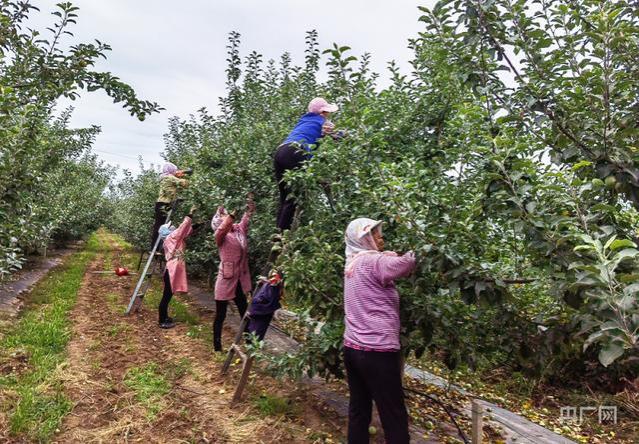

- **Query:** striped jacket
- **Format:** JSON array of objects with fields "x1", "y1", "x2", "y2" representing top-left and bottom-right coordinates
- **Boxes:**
[{"x1": 343, "y1": 251, "x2": 416, "y2": 351}]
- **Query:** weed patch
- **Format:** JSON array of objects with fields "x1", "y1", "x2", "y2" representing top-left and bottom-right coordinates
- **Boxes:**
[
  {"x1": 252, "y1": 392, "x2": 296, "y2": 417},
  {"x1": 124, "y1": 362, "x2": 170, "y2": 420},
  {"x1": 107, "y1": 322, "x2": 132, "y2": 338},
  {"x1": 165, "y1": 357, "x2": 193, "y2": 380},
  {"x1": 106, "y1": 292, "x2": 126, "y2": 314}
]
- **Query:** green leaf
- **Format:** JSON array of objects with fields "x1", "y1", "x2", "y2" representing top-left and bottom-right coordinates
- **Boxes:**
[
  {"x1": 583, "y1": 330, "x2": 604, "y2": 350},
  {"x1": 571, "y1": 160, "x2": 592, "y2": 171},
  {"x1": 598, "y1": 342, "x2": 625, "y2": 367},
  {"x1": 604, "y1": 235, "x2": 618, "y2": 251},
  {"x1": 623, "y1": 283, "x2": 639, "y2": 295},
  {"x1": 614, "y1": 248, "x2": 639, "y2": 262},
  {"x1": 609, "y1": 239, "x2": 637, "y2": 251},
  {"x1": 617, "y1": 295, "x2": 635, "y2": 311}
]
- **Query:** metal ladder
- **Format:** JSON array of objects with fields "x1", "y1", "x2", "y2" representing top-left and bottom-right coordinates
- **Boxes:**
[{"x1": 125, "y1": 202, "x2": 176, "y2": 315}]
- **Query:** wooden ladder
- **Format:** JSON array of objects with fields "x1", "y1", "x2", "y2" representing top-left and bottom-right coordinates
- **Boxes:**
[{"x1": 220, "y1": 312, "x2": 254, "y2": 405}]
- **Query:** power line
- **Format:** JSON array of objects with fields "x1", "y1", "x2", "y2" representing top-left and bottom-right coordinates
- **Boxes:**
[{"x1": 93, "y1": 149, "x2": 143, "y2": 161}]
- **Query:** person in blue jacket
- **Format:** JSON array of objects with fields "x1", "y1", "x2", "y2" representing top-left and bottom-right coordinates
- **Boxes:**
[{"x1": 274, "y1": 97, "x2": 338, "y2": 231}]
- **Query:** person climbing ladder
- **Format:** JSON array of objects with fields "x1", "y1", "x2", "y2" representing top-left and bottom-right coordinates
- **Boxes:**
[
  {"x1": 273, "y1": 97, "x2": 339, "y2": 231},
  {"x1": 150, "y1": 162, "x2": 189, "y2": 251}
]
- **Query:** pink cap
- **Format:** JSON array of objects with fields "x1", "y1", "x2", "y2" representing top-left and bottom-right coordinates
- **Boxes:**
[{"x1": 308, "y1": 97, "x2": 339, "y2": 114}]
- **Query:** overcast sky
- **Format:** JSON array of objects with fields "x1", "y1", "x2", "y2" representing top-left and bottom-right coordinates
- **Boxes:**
[{"x1": 32, "y1": 1, "x2": 435, "y2": 174}]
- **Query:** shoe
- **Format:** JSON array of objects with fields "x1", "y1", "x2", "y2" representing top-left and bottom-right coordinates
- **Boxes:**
[
  {"x1": 166, "y1": 316, "x2": 174, "y2": 323},
  {"x1": 214, "y1": 340, "x2": 223, "y2": 352},
  {"x1": 159, "y1": 321, "x2": 176, "y2": 329}
]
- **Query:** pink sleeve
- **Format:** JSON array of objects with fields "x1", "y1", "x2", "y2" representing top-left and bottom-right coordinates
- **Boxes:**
[
  {"x1": 237, "y1": 211, "x2": 251, "y2": 234},
  {"x1": 171, "y1": 216, "x2": 193, "y2": 243},
  {"x1": 215, "y1": 216, "x2": 234, "y2": 246},
  {"x1": 375, "y1": 252, "x2": 416, "y2": 287}
]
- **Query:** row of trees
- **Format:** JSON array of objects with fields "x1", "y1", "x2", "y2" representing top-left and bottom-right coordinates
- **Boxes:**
[
  {"x1": 0, "y1": 1, "x2": 160, "y2": 278},
  {"x1": 112, "y1": 0, "x2": 639, "y2": 386}
]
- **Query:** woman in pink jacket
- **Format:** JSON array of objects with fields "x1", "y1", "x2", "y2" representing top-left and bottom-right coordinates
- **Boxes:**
[
  {"x1": 210, "y1": 197, "x2": 255, "y2": 351},
  {"x1": 158, "y1": 206, "x2": 196, "y2": 329}
]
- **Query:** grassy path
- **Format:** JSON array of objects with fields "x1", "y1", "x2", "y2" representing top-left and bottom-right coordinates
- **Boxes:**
[
  {"x1": 0, "y1": 232, "x2": 104, "y2": 441},
  {"x1": 0, "y1": 230, "x2": 339, "y2": 443}
]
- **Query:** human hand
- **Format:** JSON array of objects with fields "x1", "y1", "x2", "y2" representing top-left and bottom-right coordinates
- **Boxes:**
[
  {"x1": 175, "y1": 170, "x2": 185, "y2": 178},
  {"x1": 322, "y1": 120, "x2": 335, "y2": 135},
  {"x1": 189, "y1": 205, "x2": 197, "y2": 215}
]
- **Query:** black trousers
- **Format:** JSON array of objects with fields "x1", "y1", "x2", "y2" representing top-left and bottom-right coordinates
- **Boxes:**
[
  {"x1": 274, "y1": 143, "x2": 309, "y2": 231},
  {"x1": 343, "y1": 346, "x2": 409, "y2": 444},
  {"x1": 151, "y1": 201, "x2": 172, "y2": 250},
  {"x1": 159, "y1": 270, "x2": 173, "y2": 323},
  {"x1": 213, "y1": 284, "x2": 248, "y2": 350}
]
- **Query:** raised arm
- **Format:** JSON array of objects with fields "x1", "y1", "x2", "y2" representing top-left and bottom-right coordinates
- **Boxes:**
[
  {"x1": 215, "y1": 215, "x2": 234, "y2": 247},
  {"x1": 375, "y1": 251, "x2": 416, "y2": 287},
  {"x1": 237, "y1": 212, "x2": 251, "y2": 234},
  {"x1": 166, "y1": 174, "x2": 188, "y2": 189},
  {"x1": 171, "y1": 216, "x2": 193, "y2": 244},
  {"x1": 237, "y1": 197, "x2": 256, "y2": 234}
]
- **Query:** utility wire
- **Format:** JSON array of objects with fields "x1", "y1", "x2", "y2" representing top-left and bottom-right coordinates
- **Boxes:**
[{"x1": 93, "y1": 149, "x2": 143, "y2": 161}]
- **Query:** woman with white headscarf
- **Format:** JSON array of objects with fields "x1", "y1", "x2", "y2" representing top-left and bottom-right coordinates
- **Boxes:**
[
  {"x1": 150, "y1": 162, "x2": 189, "y2": 250},
  {"x1": 210, "y1": 195, "x2": 256, "y2": 351},
  {"x1": 342, "y1": 217, "x2": 416, "y2": 444}
]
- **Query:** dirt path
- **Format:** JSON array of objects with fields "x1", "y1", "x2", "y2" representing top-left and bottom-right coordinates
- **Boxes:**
[{"x1": 55, "y1": 232, "x2": 335, "y2": 443}]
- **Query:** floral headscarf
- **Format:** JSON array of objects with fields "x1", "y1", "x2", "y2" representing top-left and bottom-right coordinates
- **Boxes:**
[
  {"x1": 344, "y1": 217, "x2": 382, "y2": 277},
  {"x1": 160, "y1": 162, "x2": 178, "y2": 177}
]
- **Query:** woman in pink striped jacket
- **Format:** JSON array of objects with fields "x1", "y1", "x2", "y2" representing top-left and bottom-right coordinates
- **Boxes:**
[
  {"x1": 210, "y1": 197, "x2": 255, "y2": 351},
  {"x1": 343, "y1": 218, "x2": 416, "y2": 444}
]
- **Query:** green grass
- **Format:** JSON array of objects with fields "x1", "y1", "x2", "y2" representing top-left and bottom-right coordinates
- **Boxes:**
[
  {"x1": 123, "y1": 362, "x2": 170, "y2": 420},
  {"x1": 106, "y1": 292, "x2": 127, "y2": 314},
  {"x1": 122, "y1": 359, "x2": 193, "y2": 421},
  {"x1": 165, "y1": 357, "x2": 193, "y2": 380},
  {"x1": 252, "y1": 392, "x2": 296, "y2": 417},
  {"x1": 0, "y1": 232, "x2": 105, "y2": 442},
  {"x1": 107, "y1": 322, "x2": 132, "y2": 338}
]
